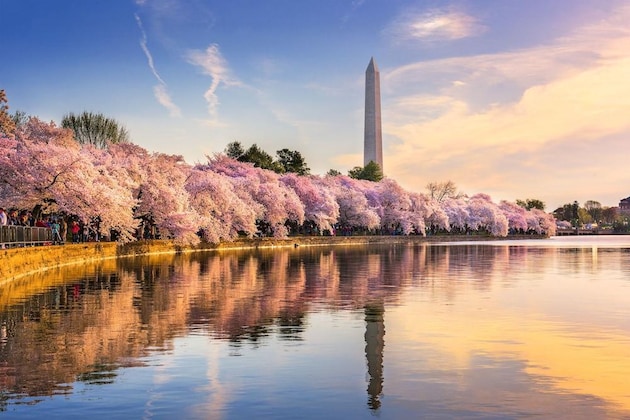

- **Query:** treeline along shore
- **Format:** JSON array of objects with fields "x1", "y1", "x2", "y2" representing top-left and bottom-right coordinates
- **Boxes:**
[{"x1": 0, "y1": 234, "x2": 545, "y2": 285}]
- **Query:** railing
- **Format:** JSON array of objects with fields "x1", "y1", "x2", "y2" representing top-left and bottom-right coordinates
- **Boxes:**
[{"x1": 0, "y1": 225, "x2": 54, "y2": 247}]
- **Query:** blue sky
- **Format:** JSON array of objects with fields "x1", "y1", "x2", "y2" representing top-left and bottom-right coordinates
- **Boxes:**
[{"x1": 2, "y1": 0, "x2": 630, "y2": 209}]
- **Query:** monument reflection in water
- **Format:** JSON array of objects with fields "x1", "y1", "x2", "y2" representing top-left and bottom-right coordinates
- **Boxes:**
[{"x1": 1, "y1": 236, "x2": 630, "y2": 419}]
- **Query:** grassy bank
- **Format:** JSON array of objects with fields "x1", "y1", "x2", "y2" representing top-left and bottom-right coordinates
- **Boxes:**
[{"x1": 0, "y1": 234, "x2": 543, "y2": 285}]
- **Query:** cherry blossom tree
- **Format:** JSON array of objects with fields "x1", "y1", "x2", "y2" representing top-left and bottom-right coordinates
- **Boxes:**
[
  {"x1": 186, "y1": 167, "x2": 258, "y2": 243},
  {"x1": 0, "y1": 115, "x2": 559, "y2": 243},
  {"x1": 74, "y1": 145, "x2": 138, "y2": 240},
  {"x1": 322, "y1": 175, "x2": 380, "y2": 231},
  {"x1": 499, "y1": 200, "x2": 556, "y2": 236},
  {"x1": 531, "y1": 208, "x2": 557, "y2": 236},
  {"x1": 442, "y1": 197, "x2": 470, "y2": 232},
  {"x1": 280, "y1": 173, "x2": 339, "y2": 233},
  {"x1": 108, "y1": 142, "x2": 202, "y2": 243},
  {"x1": 556, "y1": 220, "x2": 572, "y2": 230},
  {"x1": 0, "y1": 118, "x2": 138, "y2": 239},
  {"x1": 0, "y1": 89, "x2": 16, "y2": 138},
  {"x1": 499, "y1": 200, "x2": 529, "y2": 233},
  {"x1": 0, "y1": 134, "x2": 29, "y2": 206},
  {"x1": 206, "y1": 155, "x2": 304, "y2": 237},
  {"x1": 466, "y1": 194, "x2": 509, "y2": 236},
  {"x1": 108, "y1": 142, "x2": 150, "y2": 195},
  {"x1": 134, "y1": 153, "x2": 199, "y2": 243},
  {"x1": 411, "y1": 192, "x2": 449, "y2": 234},
  {"x1": 367, "y1": 178, "x2": 415, "y2": 234},
  {"x1": 0, "y1": 118, "x2": 79, "y2": 211}
]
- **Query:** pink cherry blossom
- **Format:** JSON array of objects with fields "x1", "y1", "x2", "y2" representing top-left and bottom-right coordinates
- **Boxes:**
[
  {"x1": 321, "y1": 175, "x2": 380, "y2": 230},
  {"x1": 499, "y1": 200, "x2": 529, "y2": 232},
  {"x1": 280, "y1": 173, "x2": 339, "y2": 233},
  {"x1": 205, "y1": 155, "x2": 304, "y2": 237},
  {"x1": 467, "y1": 194, "x2": 509, "y2": 236},
  {"x1": 0, "y1": 122, "x2": 559, "y2": 243},
  {"x1": 442, "y1": 197, "x2": 470, "y2": 232},
  {"x1": 186, "y1": 167, "x2": 258, "y2": 242}
]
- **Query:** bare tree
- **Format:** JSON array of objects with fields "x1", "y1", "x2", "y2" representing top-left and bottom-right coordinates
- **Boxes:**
[
  {"x1": 584, "y1": 200, "x2": 603, "y2": 223},
  {"x1": 426, "y1": 180, "x2": 460, "y2": 202}
]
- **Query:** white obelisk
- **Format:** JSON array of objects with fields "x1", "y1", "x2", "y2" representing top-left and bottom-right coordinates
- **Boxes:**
[{"x1": 364, "y1": 57, "x2": 383, "y2": 172}]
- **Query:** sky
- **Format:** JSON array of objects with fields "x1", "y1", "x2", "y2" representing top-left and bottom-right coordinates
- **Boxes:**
[{"x1": 2, "y1": 0, "x2": 629, "y2": 210}]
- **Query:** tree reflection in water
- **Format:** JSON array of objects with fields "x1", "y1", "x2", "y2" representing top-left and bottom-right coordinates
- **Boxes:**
[
  {"x1": 0, "y1": 243, "x2": 529, "y2": 411},
  {"x1": 0, "y1": 244, "x2": 419, "y2": 407}
]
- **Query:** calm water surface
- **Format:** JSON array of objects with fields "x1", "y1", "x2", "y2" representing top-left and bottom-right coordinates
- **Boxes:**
[{"x1": 1, "y1": 236, "x2": 630, "y2": 419}]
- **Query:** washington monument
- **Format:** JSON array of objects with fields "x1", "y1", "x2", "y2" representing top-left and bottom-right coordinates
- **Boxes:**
[{"x1": 364, "y1": 57, "x2": 383, "y2": 171}]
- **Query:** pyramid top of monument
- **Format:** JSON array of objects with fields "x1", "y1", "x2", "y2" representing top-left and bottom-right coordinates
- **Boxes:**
[{"x1": 366, "y1": 57, "x2": 379, "y2": 72}]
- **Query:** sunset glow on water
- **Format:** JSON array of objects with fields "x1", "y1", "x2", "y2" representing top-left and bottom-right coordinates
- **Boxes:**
[{"x1": 1, "y1": 236, "x2": 629, "y2": 419}]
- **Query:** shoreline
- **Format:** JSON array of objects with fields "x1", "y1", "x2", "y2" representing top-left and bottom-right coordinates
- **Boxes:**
[{"x1": 0, "y1": 234, "x2": 545, "y2": 285}]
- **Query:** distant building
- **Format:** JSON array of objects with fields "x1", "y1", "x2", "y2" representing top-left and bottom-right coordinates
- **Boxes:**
[{"x1": 620, "y1": 197, "x2": 630, "y2": 214}]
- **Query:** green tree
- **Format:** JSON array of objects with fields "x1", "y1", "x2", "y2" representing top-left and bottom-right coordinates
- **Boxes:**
[
  {"x1": 348, "y1": 161, "x2": 383, "y2": 182},
  {"x1": 553, "y1": 201, "x2": 581, "y2": 226},
  {"x1": 578, "y1": 207, "x2": 592, "y2": 225},
  {"x1": 613, "y1": 214, "x2": 630, "y2": 233},
  {"x1": 226, "y1": 142, "x2": 310, "y2": 175},
  {"x1": 552, "y1": 206, "x2": 567, "y2": 221},
  {"x1": 276, "y1": 148, "x2": 310, "y2": 175},
  {"x1": 602, "y1": 207, "x2": 618, "y2": 224},
  {"x1": 516, "y1": 198, "x2": 546, "y2": 211},
  {"x1": 326, "y1": 169, "x2": 341, "y2": 176},
  {"x1": 61, "y1": 111, "x2": 130, "y2": 148},
  {"x1": 242, "y1": 144, "x2": 283, "y2": 172},
  {"x1": 347, "y1": 166, "x2": 362, "y2": 179},
  {"x1": 225, "y1": 141, "x2": 245, "y2": 160}
]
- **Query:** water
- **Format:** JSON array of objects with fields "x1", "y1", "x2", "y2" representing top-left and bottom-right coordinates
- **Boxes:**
[{"x1": 1, "y1": 236, "x2": 630, "y2": 419}]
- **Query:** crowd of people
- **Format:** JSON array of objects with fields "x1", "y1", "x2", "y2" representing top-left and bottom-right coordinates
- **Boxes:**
[
  {"x1": 0, "y1": 207, "x2": 35, "y2": 227},
  {"x1": 0, "y1": 207, "x2": 100, "y2": 245},
  {"x1": 0, "y1": 206, "x2": 165, "y2": 248}
]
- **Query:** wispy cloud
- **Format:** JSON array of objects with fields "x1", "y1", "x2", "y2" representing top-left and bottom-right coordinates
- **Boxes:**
[
  {"x1": 135, "y1": 13, "x2": 181, "y2": 117},
  {"x1": 187, "y1": 44, "x2": 241, "y2": 122},
  {"x1": 386, "y1": 7, "x2": 486, "y2": 43},
  {"x1": 342, "y1": 0, "x2": 366, "y2": 23},
  {"x1": 153, "y1": 85, "x2": 181, "y2": 117}
]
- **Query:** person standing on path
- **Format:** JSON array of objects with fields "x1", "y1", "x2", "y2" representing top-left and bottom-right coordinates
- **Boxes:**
[
  {"x1": 71, "y1": 220, "x2": 80, "y2": 243},
  {"x1": 51, "y1": 218, "x2": 62, "y2": 244},
  {"x1": 0, "y1": 208, "x2": 6, "y2": 249}
]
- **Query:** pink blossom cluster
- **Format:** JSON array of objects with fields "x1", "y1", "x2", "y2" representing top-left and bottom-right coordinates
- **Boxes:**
[{"x1": 0, "y1": 118, "x2": 556, "y2": 244}]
